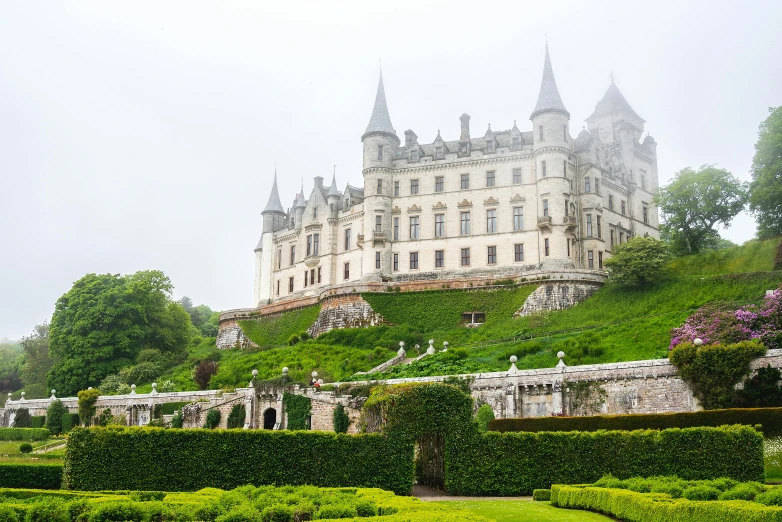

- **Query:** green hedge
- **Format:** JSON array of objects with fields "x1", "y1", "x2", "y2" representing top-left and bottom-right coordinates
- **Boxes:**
[
  {"x1": 0, "y1": 428, "x2": 50, "y2": 441},
  {"x1": 30, "y1": 416, "x2": 45, "y2": 429},
  {"x1": 63, "y1": 426, "x2": 413, "y2": 494},
  {"x1": 552, "y1": 484, "x2": 782, "y2": 522},
  {"x1": 156, "y1": 401, "x2": 189, "y2": 416},
  {"x1": 444, "y1": 425, "x2": 764, "y2": 496},
  {"x1": 0, "y1": 463, "x2": 63, "y2": 489},
  {"x1": 532, "y1": 489, "x2": 551, "y2": 501},
  {"x1": 489, "y1": 407, "x2": 782, "y2": 436},
  {"x1": 61, "y1": 413, "x2": 80, "y2": 433}
]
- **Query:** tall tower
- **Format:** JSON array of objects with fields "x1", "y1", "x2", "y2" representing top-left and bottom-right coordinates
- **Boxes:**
[
  {"x1": 530, "y1": 44, "x2": 573, "y2": 267},
  {"x1": 255, "y1": 172, "x2": 285, "y2": 305},
  {"x1": 361, "y1": 71, "x2": 399, "y2": 278}
]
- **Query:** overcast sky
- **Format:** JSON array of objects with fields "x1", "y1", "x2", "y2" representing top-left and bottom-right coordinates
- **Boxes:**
[{"x1": 1, "y1": 0, "x2": 780, "y2": 341}]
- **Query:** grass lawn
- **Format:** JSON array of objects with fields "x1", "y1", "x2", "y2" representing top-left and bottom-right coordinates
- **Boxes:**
[{"x1": 438, "y1": 500, "x2": 613, "y2": 522}]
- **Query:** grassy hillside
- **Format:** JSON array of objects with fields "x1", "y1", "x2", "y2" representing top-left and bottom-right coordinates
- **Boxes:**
[{"x1": 238, "y1": 305, "x2": 321, "y2": 347}]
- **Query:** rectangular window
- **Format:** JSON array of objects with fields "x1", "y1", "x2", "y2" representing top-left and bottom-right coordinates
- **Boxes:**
[
  {"x1": 585, "y1": 177, "x2": 591, "y2": 193},
  {"x1": 277, "y1": 248, "x2": 281, "y2": 270},
  {"x1": 460, "y1": 212, "x2": 471, "y2": 235},
  {"x1": 567, "y1": 238, "x2": 570, "y2": 257},
  {"x1": 288, "y1": 277, "x2": 294, "y2": 293},
  {"x1": 486, "y1": 171, "x2": 495, "y2": 187},
  {"x1": 487, "y1": 246, "x2": 497, "y2": 264},
  {"x1": 304, "y1": 271, "x2": 308, "y2": 287},
  {"x1": 640, "y1": 170, "x2": 647, "y2": 189},
  {"x1": 435, "y1": 214, "x2": 445, "y2": 238},
  {"x1": 375, "y1": 215, "x2": 382, "y2": 232},
  {"x1": 393, "y1": 253, "x2": 399, "y2": 271},
  {"x1": 543, "y1": 199, "x2": 549, "y2": 217},
  {"x1": 344, "y1": 229, "x2": 351, "y2": 250},
  {"x1": 595, "y1": 179, "x2": 601, "y2": 195},
  {"x1": 313, "y1": 208, "x2": 318, "y2": 219},
  {"x1": 435, "y1": 176, "x2": 444, "y2": 192},
  {"x1": 306, "y1": 235, "x2": 312, "y2": 256},
  {"x1": 393, "y1": 217, "x2": 399, "y2": 240},
  {"x1": 541, "y1": 160, "x2": 547, "y2": 178},
  {"x1": 461, "y1": 173, "x2": 470, "y2": 189},
  {"x1": 317, "y1": 267, "x2": 321, "y2": 283},
  {"x1": 512, "y1": 136, "x2": 522, "y2": 149},
  {"x1": 486, "y1": 209, "x2": 497, "y2": 233},
  {"x1": 610, "y1": 229, "x2": 615, "y2": 248},
  {"x1": 394, "y1": 181, "x2": 399, "y2": 197},
  {"x1": 513, "y1": 168, "x2": 522, "y2": 184},
  {"x1": 565, "y1": 200, "x2": 569, "y2": 217},
  {"x1": 513, "y1": 207, "x2": 524, "y2": 230},
  {"x1": 435, "y1": 250, "x2": 444, "y2": 268},
  {"x1": 409, "y1": 216, "x2": 420, "y2": 240},
  {"x1": 544, "y1": 238, "x2": 550, "y2": 256},
  {"x1": 377, "y1": 179, "x2": 382, "y2": 194},
  {"x1": 410, "y1": 252, "x2": 419, "y2": 269},
  {"x1": 435, "y1": 146, "x2": 443, "y2": 159},
  {"x1": 375, "y1": 251, "x2": 381, "y2": 269},
  {"x1": 563, "y1": 160, "x2": 567, "y2": 176},
  {"x1": 486, "y1": 140, "x2": 495, "y2": 152},
  {"x1": 597, "y1": 215, "x2": 602, "y2": 239},
  {"x1": 621, "y1": 200, "x2": 626, "y2": 216},
  {"x1": 313, "y1": 233, "x2": 319, "y2": 256},
  {"x1": 588, "y1": 250, "x2": 594, "y2": 269},
  {"x1": 586, "y1": 214, "x2": 593, "y2": 237},
  {"x1": 276, "y1": 280, "x2": 280, "y2": 296},
  {"x1": 461, "y1": 248, "x2": 470, "y2": 266},
  {"x1": 344, "y1": 262, "x2": 350, "y2": 280},
  {"x1": 290, "y1": 245, "x2": 296, "y2": 265},
  {"x1": 410, "y1": 149, "x2": 419, "y2": 162},
  {"x1": 608, "y1": 194, "x2": 614, "y2": 210},
  {"x1": 619, "y1": 232, "x2": 624, "y2": 244},
  {"x1": 310, "y1": 268, "x2": 315, "y2": 285},
  {"x1": 643, "y1": 205, "x2": 649, "y2": 224},
  {"x1": 514, "y1": 243, "x2": 524, "y2": 262},
  {"x1": 598, "y1": 251, "x2": 603, "y2": 269},
  {"x1": 539, "y1": 125, "x2": 544, "y2": 141},
  {"x1": 377, "y1": 145, "x2": 383, "y2": 161},
  {"x1": 410, "y1": 179, "x2": 419, "y2": 195}
]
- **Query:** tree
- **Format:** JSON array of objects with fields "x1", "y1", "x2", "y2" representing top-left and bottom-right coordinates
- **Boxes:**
[
  {"x1": 749, "y1": 107, "x2": 782, "y2": 239},
  {"x1": 0, "y1": 338, "x2": 22, "y2": 394},
  {"x1": 204, "y1": 409, "x2": 221, "y2": 429},
  {"x1": 45, "y1": 400, "x2": 67, "y2": 435},
  {"x1": 604, "y1": 237, "x2": 672, "y2": 286},
  {"x1": 18, "y1": 323, "x2": 57, "y2": 399},
  {"x1": 12, "y1": 408, "x2": 31, "y2": 428},
  {"x1": 192, "y1": 360, "x2": 218, "y2": 390},
  {"x1": 655, "y1": 165, "x2": 748, "y2": 255},
  {"x1": 333, "y1": 403, "x2": 350, "y2": 433},
  {"x1": 77, "y1": 388, "x2": 101, "y2": 427},
  {"x1": 47, "y1": 271, "x2": 193, "y2": 396}
]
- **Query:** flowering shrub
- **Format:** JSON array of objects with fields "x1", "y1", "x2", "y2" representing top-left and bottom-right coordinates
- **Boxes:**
[{"x1": 669, "y1": 285, "x2": 782, "y2": 350}]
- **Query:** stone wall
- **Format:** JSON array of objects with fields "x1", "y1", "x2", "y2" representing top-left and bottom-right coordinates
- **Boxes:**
[
  {"x1": 516, "y1": 282, "x2": 602, "y2": 316},
  {"x1": 215, "y1": 318, "x2": 259, "y2": 349},
  {"x1": 307, "y1": 294, "x2": 388, "y2": 338}
]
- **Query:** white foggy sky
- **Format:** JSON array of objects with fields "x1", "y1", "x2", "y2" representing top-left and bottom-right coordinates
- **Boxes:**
[{"x1": 1, "y1": 0, "x2": 780, "y2": 340}]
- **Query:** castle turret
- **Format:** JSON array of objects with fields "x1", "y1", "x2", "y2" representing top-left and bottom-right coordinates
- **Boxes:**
[
  {"x1": 326, "y1": 172, "x2": 341, "y2": 215},
  {"x1": 255, "y1": 172, "x2": 286, "y2": 305},
  {"x1": 293, "y1": 185, "x2": 306, "y2": 231}
]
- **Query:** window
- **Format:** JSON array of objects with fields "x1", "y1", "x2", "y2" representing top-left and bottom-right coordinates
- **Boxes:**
[
  {"x1": 435, "y1": 176, "x2": 444, "y2": 192},
  {"x1": 343, "y1": 262, "x2": 350, "y2": 280},
  {"x1": 486, "y1": 209, "x2": 497, "y2": 233},
  {"x1": 513, "y1": 168, "x2": 522, "y2": 184},
  {"x1": 461, "y1": 248, "x2": 470, "y2": 266},
  {"x1": 567, "y1": 238, "x2": 570, "y2": 257},
  {"x1": 563, "y1": 160, "x2": 567, "y2": 176},
  {"x1": 514, "y1": 243, "x2": 524, "y2": 262},
  {"x1": 621, "y1": 200, "x2": 626, "y2": 216},
  {"x1": 409, "y1": 216, "x2": 420, "y2": 240},
  {"x1": 288, "y1": 277, "x2": 294, "y2": 293},
  {"x1": 344, "y1": 229, "x2": 351, "y2": 250},
  {"x1": 394, "y1": 181, "x2": 399, "y2": 197},
  {"x1": 435, "y1": 214, "x2": 445, "y2": 238},
  {"x1": 565, "y1": 200, "x2": 569, "y2": 217},
  {"x1": 306, "y1": 235, "x2": 312, "y2": 256},
  {"x1": 410, "y1": 179, "x2": 419, "y2": 195},
  {"x1": 317, "y1": 267, "x2": 321, "y2": 283},
  {"x1": 393, "y1": 253, "x2": 399, "y2": 271},
  {"x1": 640, "y1": 170, "x2": 647, "y2": 190},
  {"x1": 313, "y1": 234, "x2": 319, "y2": 255},
  {"x1": 375, "y1": 215, "x2": 382, "y2": 232},
  {"x1": 643, "y1": 205, "x2": 649, "y2": 224},
  {"x1": 277, "y1": 248, "x2": 281, "y2": 270},
  {"x1": 597, "y1": 215, "x2": 602, "y2": 239},
  {"x1": 584, "y1": 177, "x2": 591, "y2": 193},
  {"x1": 512, "y1": 136, "x2": 522, "y2": 149},
  {"x1": 409, "y1": 252, "x2": 419, "y2": 269},
  {"x1": 595, "y1": 179, "x2": 601, "y2": 195},
  {"x1": 539, "y1": 125, "x2": 544, "y2": 141},
  {"x1": 377, "y1": 179, "x2": 382, "y2": 194},
  {"x1": 544, "y1": 238, "x2": 550, "y2": 256},
  {"x1": 586, "y1": 214, "x2": 593, "y2": 237},
  {"x1": 460, "y1": 173, "x2": 470, "y2": 189},
  {"x1": 588, "y1": 250, "x2": 594, "y2": 269},
  {"x1": 541, "y1": 160, "x2": 547, "y2": 177},
  {"x1": 377, "y1": 145, "x2": 383, "y2": 160},
  {"x1": 410, "y1": 149, "x2": 419, "y2": 162},
  {"x1": 435, "y1": 146, "x2": 444, "y2": 159},
  {"x1": 487, "y1": 246, "x2": 497, "y2": 264},
  {"x1": 290, "y1": 245, "x2": 296, "y2": 265},
  {"x1": 486, "y1": 139, "x2": 495, "y2": 153},
  {"x1": 375, "y1": 252, "x2": 381, "y2": 269},
  {"x1": 598, "y1": 251, "x2": 603, "y2": 269},
  {"x1": 486, "y1": 171, "x2": 495, "y2": 187},
  {"x1": 564, "y1": 125, "x2": 568, "y2": 141},
  {"x1": 619, "y1": 232, "x2": 624, "y2": 244},
  {"x1": 313, "y1": 208, "x2": 318, "y2": 219},
  {"x1": 276, "y1": 280, "x2": 280, "y2": 296},
  {"x1": 608, "y1": 194, "x2": 614, "y2": 210},
  {"x1": 460, "y1": 212, "x2": 471, "y2": 235},
  {"x1": 310, "y1": 268, "x2": 315, "y2": 285},
  {"x1": 542, "y1": 199, "x2": 549, "y2": 217},
  {"x1": 435, "y1": 250, "x2": 444, "y2": 268},
  {"x1": 304, "y1": 271, "x2": 308, "y2": 287},
  {"x1": 393, "y1": 217, "x2": 399, "y2": 240},
  {"x1": 610, "y1": 229, "x2": 615, "y2": 248},
  {"x1": 513, "y1": 207, "x2": 524, "y2": 230}
]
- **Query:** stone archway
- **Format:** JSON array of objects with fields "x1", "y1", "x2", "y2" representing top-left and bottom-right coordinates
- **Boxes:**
[{"x1": 263, "y1": 408, "x2": 277, "y2": 430}]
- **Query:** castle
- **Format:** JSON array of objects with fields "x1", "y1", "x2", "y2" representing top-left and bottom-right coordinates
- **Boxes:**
[{"x1": 253, "y1": 46, "x2": 660, "y2": 307}]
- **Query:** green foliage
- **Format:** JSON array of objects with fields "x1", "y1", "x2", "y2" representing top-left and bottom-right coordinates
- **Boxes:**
[
  {"x1": 62, "y1": 426, "x2": 413, "y2": 494},
  {"x1": 333, "y1": 404, "x2": 350, "y2": 434},
  {"x1": 282, "y1": 393, "x2": 311, "y2": 430},
  {"x1": 734, "y1": 365, "x2": 782, "y2": 407},
  {"x1": 19, "y1": 443, "x2": 33, "y2": 454},
  {"x1": 604, "y1": 237, "x2": 672, "y2": 286},
  {"x1": 170, "y1": 412, "x2": 183, "y2": 428},
  {"x1": 683, "y1": 484, "x2": 721, "y2": 501},
  {"x1": 97, "y1": 408, "x2": 113, "y2": 427},
  {"x1": 670, "y1": 340, "x2": 766, "y2": 409},
  {"x1": 655, "y1": 165, "x2": 748, "y2": 255},
  {"x1": 60, "y1": 413, "x2": 80, "y2": 434},
  {"x1": 237, "y1": 306, "x2": 321, "y2": 348},
  {"x1": 0, "y1": 338, "x2": 22, "y2": 395},
  {"x1": 288, "y1": 334, "x2": 300, "y2": 346},
  {"x1": 45, "y1": 400, "x2": 67, "y2": 436},
  {"x1": 532, "y1": 489, "x2": 551, "y2": 501},
  {"x1": 749, "y1": 107, "x2": 782, "y2": 239},
  {"x1": 490, "y1": 406, "x2": 782, "y2": 437},
  {"x1": 76, "y1": 388, "x2": 101, "y2": 426},
  {"x1": 18, "y1": 323, "x2": 56, "y2": 400},
  {"x1": 30, "y1": 416, "x2": 45, "y2": 429},
  {"x1": 157, "y1": 401, "x2": 189, "y2": 416},
  {"x1": 669, "y1": 238, "x2": 780, "y2": 275},
  {"x1": 0, "y1": 463, "x2": 63, "y2": 489},
  {"x1": 0, "y1": 428, "x2": 50, "y2": 441},
  {"x1": 226, "y1": 404, "x2": 246, "y2": 429},
  {"x1": 192, "y1": 360, "x2": 218, "y2": 390},
  {"x1": 474, "y1": 404, "x2": 494, "y2": 433},
  {"x1": 756, "y1": 487, "x2": 782, "y2": 506},
  {"x1": 204, "y1": 409, "x2": 221, "y2": 429},
  {"x1": 12, "y1": 408, "x2": 31, "y2": 428}
]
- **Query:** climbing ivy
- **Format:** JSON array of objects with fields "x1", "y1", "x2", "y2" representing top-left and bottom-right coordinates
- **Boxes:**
[{"x1": 282, "y1": 393, "x2": 312, "y2": 430}]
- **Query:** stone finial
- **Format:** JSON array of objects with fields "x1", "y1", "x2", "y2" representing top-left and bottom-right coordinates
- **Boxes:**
[
  {"x1": 20, "y1": 392, "x2": 25, "y2": 402},
  {"x1": 397, "y1": 347, "x2": 406, "y2": 357},
  {"x1": 442, "y1": 341, "x2": 448, "y2": 352},
  {"x1": 509, "y1": 355, "x2": 518, "y2": 374},
  {"x1": 87, "y1": 387, "x2": 92, "y2": 390},
  {"x1": 427, "y1": 339, "x2": 436, "y2": 355},
  {"x1": 252, "y1": 369, "x2": 259, "y2": 377},
  {"x1": 556, "y1": 351, "x2": 567, "y2": 368},
  {"x1": 282, "y1": 367, "x2": 289, "y2": 375},
  {"x1": 414, "y1": 344, "x2": 420, "y2": 352},
  {"x1": 693, "y1": 338, "x2": 703, "y2": 346},
  {"x1": 50, "y1": 390, "x2": 56, "y2": 399},
  {"x1": 510, "y1": 355, "x2": 518, "y2": 363},
  {"x1": 151, "y1": 383, "x2": 158, "y2": 394},
  {"x1": 311, "y1": 371, "x2": 318, "y2": 379},
  {"x1": 130, "y1": 384, "x2": 137, "y2": 395}
]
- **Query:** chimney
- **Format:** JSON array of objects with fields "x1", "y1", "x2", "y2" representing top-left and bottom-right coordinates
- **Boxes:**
[
  {"x1": 313, "y1": 176, "x2": 324, "y2": 189},
  {"x1": 459, "y1": 113, "x2": 471, "y2": 141},
  {"x1": 404, "y1": 129, "x2": 418, "y2": 149}
]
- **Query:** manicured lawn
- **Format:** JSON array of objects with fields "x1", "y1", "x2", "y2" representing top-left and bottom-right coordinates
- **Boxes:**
[{"x1": 438, "y1": 500, "x2": 614, "y2": 522}]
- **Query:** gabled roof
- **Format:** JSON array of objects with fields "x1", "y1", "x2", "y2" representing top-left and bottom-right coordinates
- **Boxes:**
[
  {"x1": 262, "y1": 172, "x2": 285, "y2": 214},
  {"x1": 363, "y1": 71, "x2": 396, "y2": 138},
  {"x1": 530, "y1": 44, "x2": 569, "y2": 120},
  {"x1": 587, "y1": 81, "x2": 645, "y2": 123}
]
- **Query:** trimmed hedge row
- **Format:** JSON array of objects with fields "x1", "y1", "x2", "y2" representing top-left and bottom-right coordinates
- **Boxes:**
[
  {"x1": 0, "y1": 463, "x2": 63, "y2": 489},
  {"x1": 489, "y1": 407, "x2": 782, "y2": 436},
  {"x1": 444, "y1": 425, "x2": 764, "y2": 496},
  {"x1": 551, "y1": 484, "x2": 782, "y2": 522},
  {"x1": 30, "y1": 416, "x2": 45, "y2": 429},
  {"x1": 0, "y1": 428, "x2": 50, "y2": 441},
  {"x1": 61, "y1": 412, "x2": 81, "y2": 433},
  {"x1": 63, "y1": 426, "x2": 413, "y2": 494}
]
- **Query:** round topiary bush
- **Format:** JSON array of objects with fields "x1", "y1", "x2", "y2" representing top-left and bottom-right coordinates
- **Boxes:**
[
  {"x1": 288, "y1": 334, "x2": 300, "y2": 346},
  {"x1": 19, "y1": 443, "x2": 33, "y2": 454}
]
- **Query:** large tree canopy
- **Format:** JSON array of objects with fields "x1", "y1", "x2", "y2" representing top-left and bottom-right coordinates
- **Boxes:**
[
  {"x1": 655, "y1": 165, "x2": 748, "y2": 255},
  {"x1": 47, "y1": 270, "x2": 192, "y2": 396},
  {"x1": 604, "y1": 237, "x2": 672, "y2": 286},
  {"x1": 19, "y1": 323, "x2": 56, "y2": 399},
  {"x1": 749, "y1": 107, "x2": 782, "y2": 240}
]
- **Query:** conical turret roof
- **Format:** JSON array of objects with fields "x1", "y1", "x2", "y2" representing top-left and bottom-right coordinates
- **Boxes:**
[
  {"x1": 530, "y1": 44, "x2": 569, "y2": 120},
  {"x1": 327, "y1": 173, "x2": 340, "y2": 197},
  {"x1": 587, "y1": 81, "x2": 645, "y2": 122},
  {"x1": 263, "y1": 172, "x2": 284, "y2": 214},
  {"x1": 363, "y1": 71, "x2": 396, "y2": 138}
]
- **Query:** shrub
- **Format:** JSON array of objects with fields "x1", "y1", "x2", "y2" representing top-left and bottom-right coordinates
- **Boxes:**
[
  {"x1": 193, "y1": 361, "x2": 219, "y2": 390},
  {"x1": 77, "y1": 388, "x2": 100, "y2": 426},
  {"x1": 227, "y1": 404, "x2": 246, "y2": 429},
  {"x1": 25, "y1": 498, "x2": 69, "y2": 522},
  {"x1": 734, "y1": 365, "x2": 782, "y2": 407},
  {"x1": 316, "y1": 504, "x2": 356, "y2": 519},
  {"x1": 30, "y1": 416, "x2": 45, "y2": 429},
  {"x1": 88, "y1": 501, "x2": 146, "y2": 522},
  {"x1": 204, "y1": 409, "x2": 221, "y2": 429},
  {"x1": 756, "y1": 487, "x2": 782, "y2": 506},
  {"x1": 12, "y1": 408, "x2": 31, "y2": 428},
  {"x1": 719, "y1": 483, "x2": 765, "y2": 501},
  {"x1": 332, "y1": 404, "x2": 350, "y2": 434},
  {"x1": 46, "y1": 400, "x2": 67, "y2": 436},
  {"x1": 0, "y1": 463, "x2": 63, "y2": 489},
  {"x1": 287, "y1": 335, "x2": 300, "y2": 346},
  {"x1": 604, "y1": 237, "x2": 672, "y2": 286},
  {"x1": 682, "y1": 484, "x2": 721, "y2": 501},
  {"x1": 171, "y1": 412, "x2": 184, "y2": 428},
  {"x1": 532, "y1": 489, "x2": 551, "y2": 501},
  {"x1": 19, "y1": 443, "x2": 33, "y2": 454},
  {"x1": 474, "y1": 404, "x2": 494, "y2": 433},
  {"x1": 282, "y1": 394, "x2": 311, "y2": 431},
  {"x1": 0, "y1": 428, "x2": 50, "y2": 441},
  {"x1": 260, "y1": 504, "x2": 294, "y2": 522},
  {"x1": 61, "y1": 413, "x2": 80, "y2": 434},
  {"x1": 299, "y1": 332, "x2": 311, "y2": 342},
  {"x1": 98, "y1": 408, "x2": 113, "y2": 427},
  {"x1": 0, "y1": 505, "x2": 18, "y2": 522}
]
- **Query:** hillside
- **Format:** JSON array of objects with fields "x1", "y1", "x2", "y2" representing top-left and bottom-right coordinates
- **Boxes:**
[{"x1": 150, "y1": 239, "x2": 782, "y2": 389}]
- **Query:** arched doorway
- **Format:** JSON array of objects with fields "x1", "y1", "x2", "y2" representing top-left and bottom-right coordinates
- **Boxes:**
[{"x1": 263, "y1": 408, "x2": 277, "y2": 430}]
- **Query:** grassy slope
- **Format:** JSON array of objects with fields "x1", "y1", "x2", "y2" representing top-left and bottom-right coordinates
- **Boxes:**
[{"x1": 438, "y1": 500, "x2": 613, "y2": 522}]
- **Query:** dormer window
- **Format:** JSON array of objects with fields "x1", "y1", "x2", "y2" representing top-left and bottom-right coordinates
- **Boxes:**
[
  {"x1": 512, "y1": 136, "x2": 522, "y2": 150},
  {"x1": 410, "y1": 149, "x2": 419, "y2": 162},
  {"x1": 486, "y1": 140, "x2": 495, "y2": 153},
  {"x1": 435, "y1": 146, "x2": 444, "y2": 159}
]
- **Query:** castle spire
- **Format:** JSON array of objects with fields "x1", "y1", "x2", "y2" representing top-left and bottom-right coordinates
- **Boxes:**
[
  {"x1": 587, "y1": 80, "x2": 645, "y2": 123},
  {"x1": 327, "y1": 167, "x2": 340, "y2": 197},
  {"x1": 363, "y1": 70, "x2": 396, "y2": 138},
  {"x1": 262, "y1": 171, "x2": 284, "y2": 214},
  {"x1": 530, "y1": 43, "x2": 570, "y2": 120}
]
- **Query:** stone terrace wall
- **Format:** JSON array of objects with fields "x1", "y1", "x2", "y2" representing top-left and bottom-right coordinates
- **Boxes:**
[
  {"x1": 516, "y1": 282, "x2": 602, "y2": 316},
  {"x1": 307, "y1": 294, "x2": 388, "y2": 338}
]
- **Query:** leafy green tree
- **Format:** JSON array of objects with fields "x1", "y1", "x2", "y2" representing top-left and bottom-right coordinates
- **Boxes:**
[
  {"x1": 45, "y1": 399, "x2": 67, "y2": 435},
  {"x1": 47, "y1": 271, "x2": 192, "y2": 395},
  {"x1": 77, "y1": 388, "x2": 101, "y2": 426},
  {"x1": 12, "y1": 407, "x2": 31, "y2": 428},
  {"x1": 604, "y1": 237, "x2": 672, "y2": 286},
  {"x1": 749, "y1": 107, "x2": 782, "y2": 239},
  {"x1": 18, "y1": 323, "x2": 56, "y2": 399},
  {"x1": 333, "y1": 403, "x2": 350, "y2": 433},
  {"x1": 655, "y1": 165, "x2": 748, "y2": 255},
  {"x1": 733, "y1": 365, "x2": 782, "y2": 408},
  {"x1": 204, "y1": 409, "x2": 221, "y2": 429},
  {"x1": 0, "y1": 338, "x2": 22, "y2": 394}
]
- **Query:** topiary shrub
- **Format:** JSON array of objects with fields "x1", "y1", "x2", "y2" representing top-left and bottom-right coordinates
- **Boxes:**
[
  {"x1": 316, "y1": 504, "x2": 357, "y2": 519},
  {"x1": 532, "y1": 489, "x2": 551, "y2": 501},
  {"x1": 332, "y1": 404, "x2": 350, "y2": 434},
  {"x1": 719, "y1": 482, "x2": 765, "y2": 501},
  {"x1": 25, "y1": 498, "x2": 69, "y2": 522},
  {"x1": 12, "y1": 408, "x2": 31, "y2": 428},
  {"x1": 260, "y1": 504, "x2": 294, "y2": 522},
  {"x1": 299, "y1": 332, "x2": 311, "y2": 342},
  {"x1": 757, "y1": 487, "x2": 782, "y2": 506},
  {"x1": 474, "y1": 404, "x2": 495, "y2": 433},
  {"x1": 46, "y1": 400, "x2": 67, "y2": 436},
  {"x1": 682, "y1": 484, "x2": 721, "y2": 501},
  {"x1": 171, "y1": 412, "x2": 183, "y2": 428},
  {"x1": 204, "y1": 409, "x2": 221, "y2": 429},
  {"x1": 88, "y1": 501, "x2": 146, "y2": 522},
  {"x1": 288, "y1": 334, "x2": 300, "y2": 346},
  {"x1": 77, "y1": 388, "x2": 100, "y2": 426},
  {"x1": 0, "y1": 505, "x2": 18, "y2": 522},
  {"x1": 19, "y1": 443, "x2": 33, "y2": 454},
  {"x1": 30, "y1": 416, "x2": 45, "y2": 429},
  {"x1": 61, "y1": 413, "x2": 80, "y2": 433},
  {"x1": 227, "y1": 404, "x2": 246, "y2": 429}
]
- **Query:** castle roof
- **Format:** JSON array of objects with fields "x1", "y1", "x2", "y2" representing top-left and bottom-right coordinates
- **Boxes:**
[
  {"x1": 588, "y1": 81, "x2": 645, "y2": 123},
  {"x1": 363, "y1": 71, "x2": 396, "y2": 138},
  {"x1": 327, "y1": 174, "x2": 340, "y2": 197},
  {"x1": 262, "y1": 172, "x2": 285, "y2": 214},
  {"x1": 530, "y1": 44, "x2": 569, "y2": 120}
]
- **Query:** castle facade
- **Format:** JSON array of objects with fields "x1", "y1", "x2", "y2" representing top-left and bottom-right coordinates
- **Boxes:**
[{"x1": 254, "y1": 46, "x2": 660, "y2": 306}]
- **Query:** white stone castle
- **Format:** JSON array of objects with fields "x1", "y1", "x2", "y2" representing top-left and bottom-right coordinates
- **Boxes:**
[{"x1": 253, "y1": 46, "x2": 660, "y2": 306}]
